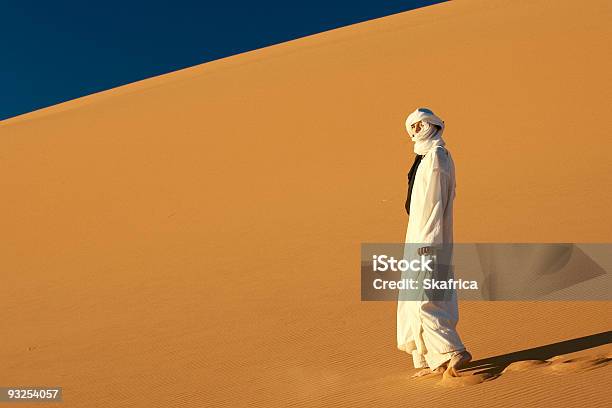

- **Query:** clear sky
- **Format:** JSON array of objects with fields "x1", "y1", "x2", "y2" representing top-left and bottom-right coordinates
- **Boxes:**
[{"x1": 2, "y1": 0, "x2": 445, "y2": 121}]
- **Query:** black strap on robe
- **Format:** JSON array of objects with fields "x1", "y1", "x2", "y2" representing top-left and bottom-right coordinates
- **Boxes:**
[{"x1": 405, "y1": 154, "x2": 424, "y2": 215}]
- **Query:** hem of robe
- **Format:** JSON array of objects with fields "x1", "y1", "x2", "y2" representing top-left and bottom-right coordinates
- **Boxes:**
[{"x1": 397, "y1": 341, "x2": 416, "y2": 353}]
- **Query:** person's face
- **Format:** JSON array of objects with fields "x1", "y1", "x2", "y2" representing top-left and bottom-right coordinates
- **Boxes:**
[{"x1": 410, "y1": 121, "x2": 422, "y2": 135}]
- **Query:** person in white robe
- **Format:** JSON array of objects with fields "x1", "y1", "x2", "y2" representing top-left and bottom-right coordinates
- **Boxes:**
[{"x1": 397, "y1": 107, "x2": 472, "y2": 377}]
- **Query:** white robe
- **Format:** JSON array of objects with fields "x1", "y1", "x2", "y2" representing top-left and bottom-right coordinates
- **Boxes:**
[{"x1": 396, "y1": 144, "x2": 465, "y2": 369}]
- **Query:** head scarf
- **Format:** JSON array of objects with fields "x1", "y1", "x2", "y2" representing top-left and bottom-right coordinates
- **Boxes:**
[
  {"x1": 404, "y1": 108, "x2": 446, "y2": 215},
  {"x1": 405, "y1": 108, "x2": 446, "y2": 155}
]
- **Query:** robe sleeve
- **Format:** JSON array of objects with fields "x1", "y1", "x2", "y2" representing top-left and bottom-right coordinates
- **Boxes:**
[{"x1": 418, "y1": 153, "x2": 450, "y2": 246}]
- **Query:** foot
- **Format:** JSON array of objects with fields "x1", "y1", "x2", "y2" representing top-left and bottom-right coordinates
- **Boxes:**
[
  {"x1": 446, "y1": 350, "x2": 472, "y2": 377},
  {"x1": 411, "y1": 365, "x2": 446, "y2": 378}
]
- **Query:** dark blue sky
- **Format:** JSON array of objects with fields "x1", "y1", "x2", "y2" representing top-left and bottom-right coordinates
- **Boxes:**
[{"x1": 2, "y1": 0, "x2": 445, "y2": 121}]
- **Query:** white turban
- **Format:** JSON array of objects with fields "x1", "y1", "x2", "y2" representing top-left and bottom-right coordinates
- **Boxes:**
[{"x1": 405, "y1": 108, "x2": 446, "y2": 155}]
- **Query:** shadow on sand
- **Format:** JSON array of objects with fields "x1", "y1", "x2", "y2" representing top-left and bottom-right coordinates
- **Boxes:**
[{"x1": 462, "y1": 331, "x2": 612, "y2": 376}]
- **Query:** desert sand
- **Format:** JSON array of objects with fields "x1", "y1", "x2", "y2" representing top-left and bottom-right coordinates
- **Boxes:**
[{"x1": 1, "y1": 0, "x2": 611, "y2": 406}]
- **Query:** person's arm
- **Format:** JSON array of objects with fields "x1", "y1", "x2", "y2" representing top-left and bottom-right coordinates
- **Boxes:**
[{"x1": 417, "y1": 153, "x2": 449, "y2": 255}]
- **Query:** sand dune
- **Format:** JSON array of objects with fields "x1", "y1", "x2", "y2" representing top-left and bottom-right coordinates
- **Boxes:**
[{"x1": 1, "y1": 0, "x2": 611, "y2": 406}]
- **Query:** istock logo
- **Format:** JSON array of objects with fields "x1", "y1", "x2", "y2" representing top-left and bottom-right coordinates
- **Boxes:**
[{"x1": 372, "y1": 255, "x2": 433, "y2": 272}]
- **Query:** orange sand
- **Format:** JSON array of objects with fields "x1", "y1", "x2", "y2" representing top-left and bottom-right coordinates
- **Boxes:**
[{"x1": 1, "y1": 0, "x2": 611, "y2": 406}]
